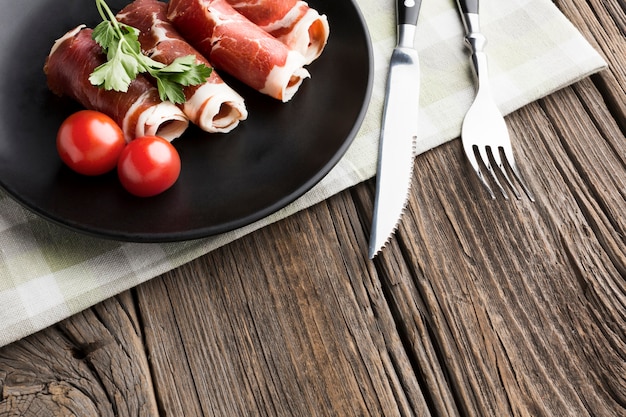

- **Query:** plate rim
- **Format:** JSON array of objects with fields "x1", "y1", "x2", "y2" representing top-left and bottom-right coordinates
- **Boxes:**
[{"x1": 0, "y1": 0, "x2": 374, "y2": 243}]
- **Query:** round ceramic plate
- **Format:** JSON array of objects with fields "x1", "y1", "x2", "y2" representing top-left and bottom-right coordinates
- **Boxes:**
[{"x1": 0, "y1": 0, "x2": 373, "y2": 242}]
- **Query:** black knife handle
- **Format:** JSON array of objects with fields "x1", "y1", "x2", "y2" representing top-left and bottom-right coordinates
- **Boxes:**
[
  {"x1": 397, "y1": 0, "x2": 422, "y2": 26},
  {"x1": 456, "y1": 0, "x2": 479, "y2": 14}
]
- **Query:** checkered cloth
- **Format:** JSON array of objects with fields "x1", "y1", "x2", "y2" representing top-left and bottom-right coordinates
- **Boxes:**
[{"x1": 0, "y1": 0, "x2": 606, "y2": 347}]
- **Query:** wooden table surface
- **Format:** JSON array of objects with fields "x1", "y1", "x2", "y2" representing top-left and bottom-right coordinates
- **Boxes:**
[{"x1": 2, "y1": 0, "x2": 625, "y2": 415}]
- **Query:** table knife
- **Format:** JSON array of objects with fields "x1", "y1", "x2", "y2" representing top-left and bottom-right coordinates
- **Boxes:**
[{"x1": 368, "y1": 0, "x2": 422, "y2": 258}]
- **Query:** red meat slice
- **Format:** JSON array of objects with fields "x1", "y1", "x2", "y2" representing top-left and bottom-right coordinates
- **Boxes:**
[
  {"x1": 117, "y1": 0, "x2": 248, "y2": 133},
  {"x1": 225, "y1": 0, "x2": 329, "y2": 64},
  {"x1": 168, "y1": 0, "x2": 310, "y2": 102},
  {"x1": 44, "y1": 26, "x2": 188, "y2": 142}
]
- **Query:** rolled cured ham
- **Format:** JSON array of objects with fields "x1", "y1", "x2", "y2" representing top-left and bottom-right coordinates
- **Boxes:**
[
  {"x1": 168, "y1": 0, "x2": 310, "y2": 102},
  {"x1": 44, "y1": 25, "x2": 189, "y2": 142},
  {"x1": 117, "y1": 0, "x2": 248, "y2": 133},
  {"x1": 224, "y1": 0, "x2": 329, "y2": 64}
]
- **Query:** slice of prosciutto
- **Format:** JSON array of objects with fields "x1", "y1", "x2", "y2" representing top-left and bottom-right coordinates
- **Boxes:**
[
  {"x1": 117, "y1": 0, "x2": 248, "y2": 133},
  {"x1": 44, "y1": 25, "x2": 188, "y2": 142},
  {"x1": 168, "y1": 0, "x2": 310, "y2": 102},
  {"x1": 224, "y1": 0, "x2": 329, "y2": 64}
]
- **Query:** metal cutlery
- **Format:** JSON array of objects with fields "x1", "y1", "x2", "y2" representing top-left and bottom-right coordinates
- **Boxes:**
[
  {"x1": 456, "y1": 0, "x2": 534, "y2": 200},
  {"x1": 369, "y1": 0, "x2": 423, "y2": 258}
]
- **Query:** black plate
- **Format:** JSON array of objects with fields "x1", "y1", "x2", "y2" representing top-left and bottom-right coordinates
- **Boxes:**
[{"x1": 0, "y1": 0, "x2": 372, "y2": 242}]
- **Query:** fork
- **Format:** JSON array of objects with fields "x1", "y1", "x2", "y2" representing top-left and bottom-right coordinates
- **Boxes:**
[{"x1": 456, "y1": 0, "x2": 534, "y2": 201}]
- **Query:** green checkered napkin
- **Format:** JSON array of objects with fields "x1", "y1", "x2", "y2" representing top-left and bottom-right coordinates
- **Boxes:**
[{"x1": 0, "y1": 0, "x2": 606, "y2": 347}]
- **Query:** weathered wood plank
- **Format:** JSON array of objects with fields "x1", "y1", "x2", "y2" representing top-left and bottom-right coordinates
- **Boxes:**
[
  {"x1": 345, "y1": 3, "x2": 626, "y2": 414},
  {"x1": 135, "y1": 194, "x2": 433, "y2": 416},
  {"x1": 356, "y1": 75, "x2": 626, "y2": 417},
  {"x1": 373, "y1": 129, "x2": 619, "y2": 416},
  {"x1": 540, "y1": 81, "x2": 626, "y2": 270},
  {"x1": 555, "y1": 0, "x2": 626, "y2": 130},
  {"x1": 351, "y1": 184, "x2": 466, "y2": 417},
  {"x1": 0, "y1": 292, "x2": 158, "y2": 416}
]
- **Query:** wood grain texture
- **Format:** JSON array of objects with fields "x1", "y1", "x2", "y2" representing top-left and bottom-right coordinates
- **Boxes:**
[
  {"x1": 0, "y1": 292, "x2": 158, "y2": 416},
  {"x1": 1, "y1": 0, "x2": 625, "y2": 416},
  {"x1": 555, "y1": 0, "x2": 626, "y2": 131},
  {"x1": 134, "y1": 198, "x2": 432, "y2": 416}
]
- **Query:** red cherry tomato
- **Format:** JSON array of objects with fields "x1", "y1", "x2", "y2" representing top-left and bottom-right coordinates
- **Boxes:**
[
  {"x1": 57, "y1": 110, "x2": 126, "y2": 176},
  {"x1": 117, "y1": 136, "x2": 181, "y2": 197}
]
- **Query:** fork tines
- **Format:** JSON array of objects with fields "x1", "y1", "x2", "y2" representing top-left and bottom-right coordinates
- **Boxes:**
[
  {"x1": 456, "y1": 0, "x2": 534, "y2": 202},
  {"x1": 466, "y1": 142, "x2": 535, "y2": 201}
]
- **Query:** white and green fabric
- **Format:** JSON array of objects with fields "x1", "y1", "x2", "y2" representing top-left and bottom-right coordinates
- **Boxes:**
[{"x1": 0, "y1": 0, "x2": 606, "y2": 347}]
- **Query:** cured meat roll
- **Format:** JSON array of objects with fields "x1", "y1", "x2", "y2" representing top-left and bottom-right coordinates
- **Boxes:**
[
  {"x1": 224, "y1": 0, "x2": 329, "y2": 64},
  {"x1": 117, "y1": 0, "x2": 248, "y2": 133},
  {"x1": 44, "y1": 25, "x2": 188, "y2": 142},
  {"x1": 168, "y1": 0, "x2": 310, "y2": 102}
]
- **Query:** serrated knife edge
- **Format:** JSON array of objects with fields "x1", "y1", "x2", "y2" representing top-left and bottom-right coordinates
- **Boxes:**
[{"x1": 368, "y1": 0, "x2": 422, "y2": 259}]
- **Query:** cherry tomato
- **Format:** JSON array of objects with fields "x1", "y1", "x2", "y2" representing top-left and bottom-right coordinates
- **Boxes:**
[
  {"x1": 57, "y1": 110, "x2": 126, "y2": 176},
  {"x1": 117, "y1": 136, "x2": 181, "y2": 197}
]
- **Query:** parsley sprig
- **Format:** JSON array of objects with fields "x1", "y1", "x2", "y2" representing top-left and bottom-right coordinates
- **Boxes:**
[{"x1": 89, "y1": 0, "x2": 212, "y2": 104}]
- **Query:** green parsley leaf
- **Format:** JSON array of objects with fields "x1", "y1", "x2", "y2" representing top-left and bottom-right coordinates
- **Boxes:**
[
  {"x1": 92, "y1": 20, "x2": 117, "y2": 49},
  {"x1": 90, "y1": 0, "x2": 212, "y2": 104},
  {"x1": 160, "y1": 55, "x2": 197, "y2": 73},
  {"x1": 158, "y1": 56, "x2": 213, "y2": 86},
  {"x1": 155, "y1": 77, "x2": 187, "y2": 104}
]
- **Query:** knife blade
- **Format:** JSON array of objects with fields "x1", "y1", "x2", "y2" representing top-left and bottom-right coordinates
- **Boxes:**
[{"x1": 368, "y1": 0, "x2": 422, "y2": 258}]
